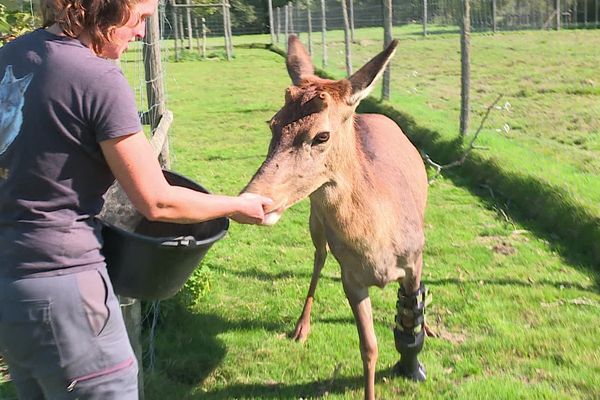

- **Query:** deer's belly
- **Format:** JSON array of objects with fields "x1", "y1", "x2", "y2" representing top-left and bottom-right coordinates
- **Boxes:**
[{"x1": 329, "y1": 241, "x2": 409, "y2": 288}]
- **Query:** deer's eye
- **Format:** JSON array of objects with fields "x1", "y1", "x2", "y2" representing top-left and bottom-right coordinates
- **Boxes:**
[{"x1": 312, "y1": 131, "x2": 330, "y2": 145}]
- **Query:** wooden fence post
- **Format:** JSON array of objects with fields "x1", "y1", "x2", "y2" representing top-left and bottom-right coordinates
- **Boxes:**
[
  {"x1": 285, "y1": 4, "x2": 289, "y2": 45},
  {"x1": 225, "y1": 0, "x2": 234, "y2": 57},
  {"x1": 202, "y1": 17, "x2": 207, "y2": 58},
  {"x1": 194, "y1": 17, "x2": 201, "y2": 56},
  {"x1": 222, "y1": 0, "x2": 232, "y2": 60},
  {"x1": 492, "y1": 0, "x2": 497, "y2": 32},
  {"x1": 290, "y1": 2, "x2": 295, "y2": 34},
  {"x1": 178, "y1": 11, "x2": 184, "y2": 46},
  {"x1": 460, "y1": 0, "x2": 471, "y2": 137},
  {"x1": 321, "y1": 0, "x2": 327, "y2": 68},
  {"x1": 423, "y1": 0, "x2": 428, "y2": 36},
  {"x1": 171, "y1": 0, "x2": 179, "y2": 61},
  {"x1": 276, "y1": 6, "x2": 281, "y2": 43},
  {"x1": 307, "y1": 1, "x2": 313, "y2": 55},
  {"x1": 556, "y1": 0, "x2": 561, "y2": 29},
  {"x1": 382, "y1": 0, "x2": 392, "y2": 100},
  {"x1": 268, "y1": 0, "x2": 276, "y2": 44},
  {"x1": 186, "y1": 0, "x2": 193, "y2": 49},
  {"x1": 341, "y1": 0, "x2": 352, "y2": 76},
  {"x1": 349, "y1": 0, "x2": 355, "y2": 42}
]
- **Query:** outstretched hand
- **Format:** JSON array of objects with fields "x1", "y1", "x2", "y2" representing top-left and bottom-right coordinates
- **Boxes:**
[{"x1": 230, "y1": 192, "x2": 273, "y2": 225}]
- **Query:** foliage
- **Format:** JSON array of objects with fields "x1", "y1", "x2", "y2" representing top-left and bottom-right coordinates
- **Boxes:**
[{"x1": 0, "y1": 4, "x2": 37, "y2": 43}]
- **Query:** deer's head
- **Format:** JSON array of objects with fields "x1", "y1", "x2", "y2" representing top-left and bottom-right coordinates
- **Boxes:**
[{"x1": 244, "y1": 35, "x2": 398, "y2": 225}]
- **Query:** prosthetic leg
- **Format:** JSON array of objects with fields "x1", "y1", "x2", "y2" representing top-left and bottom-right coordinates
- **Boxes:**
[{"x1": 393, "y1": 282, "x2": 428, "y2": 381}]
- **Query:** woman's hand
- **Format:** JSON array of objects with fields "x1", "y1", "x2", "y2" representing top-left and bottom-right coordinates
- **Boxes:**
[{"x1": 230, "y1": 193, "x2": 273, "y2": 225}]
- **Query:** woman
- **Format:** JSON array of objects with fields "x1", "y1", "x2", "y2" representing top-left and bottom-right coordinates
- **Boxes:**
[{"x1": 0, "y1": 0, "x2": 271, "y2": 398}]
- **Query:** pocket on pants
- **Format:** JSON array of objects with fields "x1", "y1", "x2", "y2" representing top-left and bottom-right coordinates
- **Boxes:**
[{"x1": 75, "y1": 270, "x2": 110, "y2": 337}]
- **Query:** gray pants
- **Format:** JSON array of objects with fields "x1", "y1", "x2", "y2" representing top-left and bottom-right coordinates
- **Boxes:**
[{"x1": 0, "y1": 268, "x2": 138, "y2": 400}]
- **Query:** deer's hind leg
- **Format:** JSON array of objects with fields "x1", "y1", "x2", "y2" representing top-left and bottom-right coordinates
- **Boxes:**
[
  {"x1": 291, "y1": 206, "x2": 328, "y2": 342},
  {"x1": 394, "y1": 251, "x2": 428, "y2": 381}
]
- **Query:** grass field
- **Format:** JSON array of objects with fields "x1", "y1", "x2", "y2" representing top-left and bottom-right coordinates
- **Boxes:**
[
  {"x1": 138, "y1": 24, "x2": 600, "y2": 263},
  {"x1": 141, "y1": 44, "x2": 600, "y2": 399},
  {"x1": 1, "y1": 27, "x2": 599, "y2": 399}
]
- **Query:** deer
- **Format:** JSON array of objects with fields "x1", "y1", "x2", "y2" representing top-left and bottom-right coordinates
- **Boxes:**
[{"x1": 243, "y1": 35, "x2": 429, "y2": 400}]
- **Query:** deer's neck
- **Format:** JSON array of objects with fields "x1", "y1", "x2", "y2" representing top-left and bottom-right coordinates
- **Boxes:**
[{"x1": 313, "y1": 116, "x2": 373, "y2": 224}]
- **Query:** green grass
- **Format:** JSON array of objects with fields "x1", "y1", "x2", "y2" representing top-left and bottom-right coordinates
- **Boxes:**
[
  {"x1": 145, "y1": 46, "x2": 597, "y2": 399},
  {"x1": 307, "y1": 25, "x2": 600, "y2": 265},
  {"x1": 2, "y1": 27, "x2": 599, "y2": 400}
]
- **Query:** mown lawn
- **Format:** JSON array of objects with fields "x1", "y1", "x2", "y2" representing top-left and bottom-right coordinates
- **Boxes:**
[
  {"x1": 142, "y1": 46, "x2": 598, "y2": 399},
  {"x1": 1, "y1": 28, "x2": 598, "y2": 400}
]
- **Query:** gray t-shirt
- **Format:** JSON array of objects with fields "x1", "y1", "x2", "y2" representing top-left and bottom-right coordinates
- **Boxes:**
[{"x1": 0, "y1": 29, "x2": 142, "y2": 277}]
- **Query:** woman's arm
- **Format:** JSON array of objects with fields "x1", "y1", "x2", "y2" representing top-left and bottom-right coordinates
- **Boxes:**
[{"x1": 100, "y1": 131, "x2": 271, "y2": 224}]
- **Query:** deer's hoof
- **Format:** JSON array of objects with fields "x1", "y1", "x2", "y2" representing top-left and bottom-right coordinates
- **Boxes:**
[{"x1": 393, "y1": 360, "x2": 426, "y2": 382}]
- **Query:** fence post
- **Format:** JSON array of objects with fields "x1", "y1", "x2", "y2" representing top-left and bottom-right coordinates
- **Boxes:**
[
  {"x1": 194, "y1": 17, "x2": 201, "y2": 56},
  {"x1": 341, "y1": 0, "x2": 352, "y2": 76},
  {"x1": 202, "y1": 17, "x2": 207, "y2": 58},
  {"x1": 186, "y1": 0, "x2": 192, "y2": 50},
  {"x1": 307, "y1": 2, "x2": 313, "y2": 55},
  {"x1": 268, "y1": 0, "x2": 276, "y2": 44},
  {"x1": 460, "y1": 0, "x2": 471, "y2": 138},
  {"x1": 160, "y1": 0, "x2": 165, "y2": 40},
  {"x1": 349, "y1": 0, "x2": 355, "y2": 42},
  {"x1": 492, "y1": 0, "x2": 497, "y2": 32},
  {"x1": 226, "y1": 0, "x2": 234, "y2": 57},
  {"x1": 171, "y1": 0, "x2": 179, "y2": 61},
  {"x1": 290, "y1": 2, "x2": 295, "y2": 34},
  {"x1": 321, "y1": 0, "x2": 327, "y2": 68},
  {"x1": 178, "y1": 11, "x2": 184, "y2": 46},
  {"x1": 222, "y1": 0, "x2": 232, "y2": 60},
  {"x1": 382, "y1": 0, "x2": 392, "y2": 100},
  {"x1": 556, "y1": 0, "x2": 561, "y2": 29},
  {"x1": 423, "y1": 0, "x2": 428, "y2": 36},
  {"x1": 285, "y1": 4, "x2": 289, "y2": 45},
  {"x1": 276, "y1": 7, "x2": 281, "y2": 43}
]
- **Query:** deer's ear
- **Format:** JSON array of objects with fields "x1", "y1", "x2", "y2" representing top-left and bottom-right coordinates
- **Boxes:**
[
  {"x1": 286, "y1": 35, "x2": 314, "y2": 85},
  {"x1": 347, "y1": 39, "x2": 399, "y2": 105}
]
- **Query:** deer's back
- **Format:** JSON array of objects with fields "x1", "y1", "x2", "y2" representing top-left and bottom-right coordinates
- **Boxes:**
[{"x1": 355, "y1": 113, "x2": 427, "y2": 218}]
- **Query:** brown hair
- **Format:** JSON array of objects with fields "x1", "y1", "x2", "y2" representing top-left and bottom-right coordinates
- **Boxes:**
[{"x1": 40, "y1": 0, "x2": 139, "y2": 54}]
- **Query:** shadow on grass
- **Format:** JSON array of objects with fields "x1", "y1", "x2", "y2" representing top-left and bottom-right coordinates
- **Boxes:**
[
  {"x1": 195, "y1": 367, "x2": 405, "y2": 399},
  {"x1": 145, "y1": 298, "x2": 405, "y2": 399},
  {"x1": 211, "y1": 265, "x2": 341, "y2": 283},
  {"x1": 143, "y1": 301, "x2": 287, "y2": 394},
  {"x1": 429, "y1": 277, "x2": 598, "y2": 293},
  {"x1": 357, "y1": 98, "x2": 600, "y2": 283}
]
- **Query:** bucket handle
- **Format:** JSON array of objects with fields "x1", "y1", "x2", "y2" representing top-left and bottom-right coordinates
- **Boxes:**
[{"x1": 161, "y1": 235, "x2": 198, "y2": 248}]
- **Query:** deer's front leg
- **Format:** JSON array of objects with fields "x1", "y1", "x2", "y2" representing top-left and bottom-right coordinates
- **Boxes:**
[
  {"x1": 343, "y1": 280, "x2": 377, "y2": 400},
  {"x1": 291, "y1": 207, "x2": 327, "y2": 342}
]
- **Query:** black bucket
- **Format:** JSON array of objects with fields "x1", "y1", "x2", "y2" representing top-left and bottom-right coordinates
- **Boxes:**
[{"x1": 100, "y1": 171, "x2": 229, "y2": 300}]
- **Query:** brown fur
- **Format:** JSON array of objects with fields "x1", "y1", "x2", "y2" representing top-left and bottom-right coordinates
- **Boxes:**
[{"x1": 243, "y1": 35, "x2": 427, "y2": 400}]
